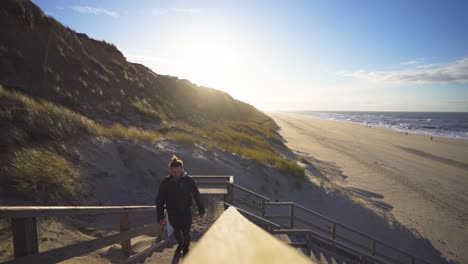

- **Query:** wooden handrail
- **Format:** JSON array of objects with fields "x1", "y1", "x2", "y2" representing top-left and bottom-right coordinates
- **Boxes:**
[
  {"x1": 264, "y1": 201, "x2": 294, "y2": 206},
  {"x1": 0, "y1": 175, "x2": 229, "y2": 263},
  {"x1": 0, "y1": 205, "x2": 167, "y2": 264},
  {"x1": 2, "y1": 224, "x2": 158, "y2": 264},
  {"x1": 228, "y1": 182, "x2": 271, "y2": 201},
  {"x1": 0, "y1": 206, "x2": 156, "y2": 218},
  {"x1": 1, "y1": 175, "x2": 433, "y2": 264},
  {"x1": 183, "y1": 207, "x2": 313, "y2": 264}
]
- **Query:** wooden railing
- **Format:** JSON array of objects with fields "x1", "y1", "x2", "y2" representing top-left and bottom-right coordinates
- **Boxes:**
[
  {"x1": 0, "y1": 206, "x2": 170, "y2": 264},
  {"x1": 0, "y1": 175, "x2": 229, "y2": 264},
  {"x1": 0, "y1": 175, "x2": 433, "y2": 264},
  {"x1": 183, "y1": 207, "x2": 314, "y2": 264},
  {"x1": 226, "y1": 181, "x2": 432, "y2": 264}
]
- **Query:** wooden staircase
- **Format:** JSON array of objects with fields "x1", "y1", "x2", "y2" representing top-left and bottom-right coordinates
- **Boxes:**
[{"x1": 0, "y1": 175, "x2": 433, "y2": 264}]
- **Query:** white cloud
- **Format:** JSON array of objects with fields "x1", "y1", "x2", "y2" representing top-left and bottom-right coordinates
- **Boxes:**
[
  {"x1": 400, "y1": 60, "x2": 421, "y2": 65},
  {"x1": 341, "y1": 57, "x2": 468, "y2": 84},
  {"x1": 151, "y1": 7, "x2": 215, "y2": 15},
  {"x1": 71, "y1": 6, "x2": 119, "y2": 18},
  {"x1": 416, "y1": 63, "x2": 440, "y2": 69}
]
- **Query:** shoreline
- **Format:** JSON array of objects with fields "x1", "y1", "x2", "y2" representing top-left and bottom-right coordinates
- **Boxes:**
[
  {"x1": 282, "y1": 111, "x2": 468, "y2": 141},
  {"x1": 269, "y1": 112, "x2": 468, "y2": 263}
]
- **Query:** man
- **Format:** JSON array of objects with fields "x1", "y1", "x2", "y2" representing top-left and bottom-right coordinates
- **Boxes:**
[{"x1": 156, "y1": 155, "x2": 205, "y2": 258}]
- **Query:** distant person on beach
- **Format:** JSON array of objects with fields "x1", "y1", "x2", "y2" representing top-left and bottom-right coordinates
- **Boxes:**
[{"x1": 156, "y1": 155, "x2": 205, "y2": 258}]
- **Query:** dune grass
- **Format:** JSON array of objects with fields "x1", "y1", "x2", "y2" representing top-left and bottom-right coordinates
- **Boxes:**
[
  {"x1": 6, "y1": 148, "x2": 79, "y2": 201},
  {"x1": 0, "y1": 86, "x2": 162, "y2": 144},
  {"x1": 1, "y1": 85, "x2": 303, "y2": 192},
  {"x1": 0, "y1": 86, "x2": 163, "y2": 201},
  {"x1": 131, "y1": 98, "x2": 163, "y2": 123},
  {"x1": 166, "y1": 131, "x2": 196, "y2": 146}
]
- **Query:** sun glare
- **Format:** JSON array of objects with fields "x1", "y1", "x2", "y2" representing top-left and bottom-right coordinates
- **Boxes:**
[{"x1": 172, "y1": 28, "x2": 247, "y2": 98}]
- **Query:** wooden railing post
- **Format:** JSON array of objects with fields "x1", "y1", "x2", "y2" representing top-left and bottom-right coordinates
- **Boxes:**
[
  {"x1": 225, "y1": 184, "x2": 233, "y2": 210},
  {"x1": 306, "y1": 232, "x2": 312, "y2": 256},
  {"x1": 231, "y1": 184, "x2": 235, "y2": 204},
  {"x1": 370, "y1": 239, "x2": 376, "y2": 256},
  {"x1": 261, "y1": 200, "x2": 265, "y2": 218},
  {"x1": 330, "y1": 223, "x2": 336, "y2": 240},
  {"x1": 290, "y1": 204, "x2": 294, "y2": 228},
  {"x1": 11, "y1": 217, "x2": 38, "y2": 257},
  {"x1": 120, "y1": 212, "x2": 131, "y2": 258}
]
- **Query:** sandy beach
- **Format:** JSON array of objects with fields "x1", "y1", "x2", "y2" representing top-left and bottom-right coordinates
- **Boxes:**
[{"x1": 270, "y1": 112, "x2": 468, "y2": 263}]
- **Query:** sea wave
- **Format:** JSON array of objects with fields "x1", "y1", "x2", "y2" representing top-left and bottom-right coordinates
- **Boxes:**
[{"x1": 292, "y1": 111, "x2": 468, "y2": 140}]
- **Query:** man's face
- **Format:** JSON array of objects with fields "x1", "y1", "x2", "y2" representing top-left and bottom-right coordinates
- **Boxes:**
[{"x1": 171, "y1": 166, "x2": 183, "y2": 177}]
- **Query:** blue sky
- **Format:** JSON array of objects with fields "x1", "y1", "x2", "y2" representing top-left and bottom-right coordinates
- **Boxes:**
[{"x1": 34, "y1": 0, "x2": 468, "y2": 111}]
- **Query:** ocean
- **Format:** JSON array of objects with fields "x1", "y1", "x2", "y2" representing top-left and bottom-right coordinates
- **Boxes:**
[{"x1": 292, "y1": 111, "x2": 468, "y2": 140}]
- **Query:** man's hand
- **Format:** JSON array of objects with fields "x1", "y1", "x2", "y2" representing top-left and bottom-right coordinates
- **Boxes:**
[{"x1": 159, "y1": 219, "x2": 166, "y2": 228}]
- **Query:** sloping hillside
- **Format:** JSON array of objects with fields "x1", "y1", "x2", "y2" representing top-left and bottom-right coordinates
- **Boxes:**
[{"x1": 0, "y1": 0, "x2": 304, "y2": 204}]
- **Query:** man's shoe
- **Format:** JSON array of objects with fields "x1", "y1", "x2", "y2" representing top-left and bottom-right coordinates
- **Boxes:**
[
  {"x1": 173, "y1": 245, "x2": 182, "y2": 258},
  {"x1": 182, "y1": 247, "x2": 189, "y2": 257}
]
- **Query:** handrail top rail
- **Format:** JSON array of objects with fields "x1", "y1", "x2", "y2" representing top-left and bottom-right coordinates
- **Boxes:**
[
  {"x1": 265, "y1": 201, "x2": 294, "y2": 205},
  {"x1": 192, "y1": 175, "x2": 232, "y2": 179},
  {"x1": 192, "y1": 175, "x2": 234, "y2": 183},
  {"x1": 0, "y1": 205, "x2": 156, "y2": 218},
  {"x1": 228, "y1": 182, "x2": 271, "y2": 201}
]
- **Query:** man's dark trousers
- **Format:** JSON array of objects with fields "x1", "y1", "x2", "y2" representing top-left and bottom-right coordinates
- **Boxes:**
[{"x1": 167, "y1": 207, "x2": 192, "y2": 250}]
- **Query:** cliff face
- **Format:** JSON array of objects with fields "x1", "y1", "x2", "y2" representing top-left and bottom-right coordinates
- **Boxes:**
[{"x1": 0, "y1": 0, "x2": 270, "y2": 125}]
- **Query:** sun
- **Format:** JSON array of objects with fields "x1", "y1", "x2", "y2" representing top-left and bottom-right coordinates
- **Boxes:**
[{"x1": 174, "y1": 28, "x2": 245, "y2": 95}]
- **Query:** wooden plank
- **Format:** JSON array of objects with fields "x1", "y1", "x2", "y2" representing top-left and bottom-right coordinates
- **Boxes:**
[
  {"x1": 11, "y1": 217, "x2": 38, "y2": 258},
  {"x1": 192, "y1": 175, "x2": 233, "y2": 179},
  {"x1": 199, "y1": 188, "x2": 228, "y2": 195},
  {"x1": 195, "y1": 181, "x2": 229, "y2": 185},
  {"x1": 183, "y1": 207, "x2": 315, "y2": 264},
  {"x1": 271, "y1": 229, "x2": 310, "y2": 234},
  {"x1": 3, "y1": 224, "x2": 158, "y2": 264},
  {"x1": 0, "y1": 206, "x2": 156, "y2": 218},
  {"x1": 265, "y1": 202, "x2": 295, "y2": 206}
]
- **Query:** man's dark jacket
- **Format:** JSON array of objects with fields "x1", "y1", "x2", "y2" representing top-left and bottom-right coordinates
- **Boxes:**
[{"x1": 155, "y1": 173, "x2": 205, "y2": 222}]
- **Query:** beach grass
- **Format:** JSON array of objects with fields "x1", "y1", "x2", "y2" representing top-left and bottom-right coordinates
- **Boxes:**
[{"x1": 0, "y1": 85, "x2": 304, "y2": 199}]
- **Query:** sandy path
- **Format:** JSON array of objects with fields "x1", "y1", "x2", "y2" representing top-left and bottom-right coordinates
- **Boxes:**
[{"x1": 270, "y1": 112, "x2": 468, "y2": 263}]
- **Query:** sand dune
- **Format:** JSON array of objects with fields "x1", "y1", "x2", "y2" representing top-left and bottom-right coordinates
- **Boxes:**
[{"x1": 270, "y1": 112, "x2": 468, "y2": 263}]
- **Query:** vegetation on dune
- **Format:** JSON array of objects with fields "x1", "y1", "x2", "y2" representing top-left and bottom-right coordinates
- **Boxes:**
[
  {"x1": 0, "y1": 82, "x2": 304, "y2": 203},
  {"x1": 0, "y1": 0, "x2": 304, "y2": 203},
  {"x1": 0, "y1": 86, "x2": 162, "y2": 145},
  {"x1": 0, "y1": 86, "x2": 163, "y2": 202},
  {"x1": 5, "y1": 148, "x2": 79, "y2": 201}
]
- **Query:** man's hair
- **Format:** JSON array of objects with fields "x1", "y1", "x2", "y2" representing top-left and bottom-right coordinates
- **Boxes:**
[{"x1": 169, "y1": 155, "x2": 184, "y2": 168}]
